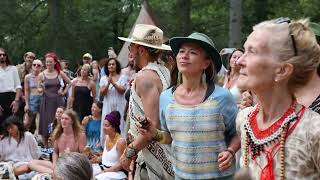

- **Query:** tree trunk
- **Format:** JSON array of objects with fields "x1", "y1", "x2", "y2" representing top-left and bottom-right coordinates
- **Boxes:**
[
  {"x1": 176, "y1": 0, "x2": 192, "y2": 36},
  {"x1": 47, "y1": 0, "x2": 62, "y2": 53},
  {"x1": 229, "y1": 0, "x2": 242, "y2": 48}
]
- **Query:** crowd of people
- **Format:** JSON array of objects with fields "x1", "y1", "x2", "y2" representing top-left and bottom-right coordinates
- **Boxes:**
[{"x1": 0, "y1": 17, "x2": 319, "y2": 180}]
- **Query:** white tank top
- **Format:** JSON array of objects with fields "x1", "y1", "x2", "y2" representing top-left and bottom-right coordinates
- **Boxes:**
[{"x1": 101, "y1": 141, "x2": 119, "y2": 167}]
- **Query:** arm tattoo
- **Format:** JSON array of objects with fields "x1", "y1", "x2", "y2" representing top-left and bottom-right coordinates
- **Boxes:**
[{"x1": 143, "y1": 79, "x2": 154, "y2": 92}]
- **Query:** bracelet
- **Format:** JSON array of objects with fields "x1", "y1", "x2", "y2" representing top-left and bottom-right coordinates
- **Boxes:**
[
  {"x1": 153, "y1": 129, "x2": 163, "y2": 141},
  {"x1": 226, "y1": 148, "x2": 235, "y2": 159},
  {"x1": 126, "y1": 143, "x2": 138, "y2": 160},
  {"x1": 153, "y1": 129, "x2": 167, "y2": 144}
]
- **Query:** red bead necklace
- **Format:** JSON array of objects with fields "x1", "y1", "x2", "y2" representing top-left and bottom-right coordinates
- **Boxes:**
[
  {"x1": 248, "y1": 103, "x2": 295, "y2": 139},
  {"x1": 244, "y1": 102, "x2": 297, "y2": 158}
]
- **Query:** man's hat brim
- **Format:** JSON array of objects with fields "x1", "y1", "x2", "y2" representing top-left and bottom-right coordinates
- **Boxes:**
[{"x1": 118, "y1": 37, "x2": 171, "y2": 51}]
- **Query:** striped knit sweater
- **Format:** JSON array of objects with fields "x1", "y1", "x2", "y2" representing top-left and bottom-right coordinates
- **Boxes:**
[{"x1": 160, "y1": 85, "x2": 238, "y2": 179}]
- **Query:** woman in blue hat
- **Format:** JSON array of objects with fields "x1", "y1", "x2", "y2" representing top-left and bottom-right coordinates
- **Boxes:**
[{"x1": 138, "y1": 32, "x2": 240, "y2": 179}]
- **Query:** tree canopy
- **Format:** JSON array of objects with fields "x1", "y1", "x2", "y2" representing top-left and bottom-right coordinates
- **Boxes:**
[{"x1": 0, "y1": 0, "x2": 319, "y2": 69}]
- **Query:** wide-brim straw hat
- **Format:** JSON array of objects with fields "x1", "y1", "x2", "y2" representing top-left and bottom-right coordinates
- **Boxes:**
[
  {"x1": 169, "y1": 32, "x2": 222, "y2": 72},
  {"x1": 118, "y1": 24, "x2": 171, "y2": 51}
]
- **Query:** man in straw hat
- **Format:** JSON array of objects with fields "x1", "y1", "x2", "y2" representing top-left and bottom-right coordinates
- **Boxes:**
[{"x1": 118, "y1": 24, "x2": 174, "y2": 180}]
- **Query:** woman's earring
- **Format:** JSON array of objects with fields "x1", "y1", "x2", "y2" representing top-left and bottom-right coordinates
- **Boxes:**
[
  {"x1": 202, "y1": 70, "x2": 206, "y2": 85},
  {"x1": 177, "y1": 71, "x2": 182, "y2": 85}
]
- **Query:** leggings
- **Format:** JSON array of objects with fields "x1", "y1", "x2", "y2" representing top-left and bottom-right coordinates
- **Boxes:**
[{"x1": 0, "y1": 92, "x2": 16, "y2": 134}]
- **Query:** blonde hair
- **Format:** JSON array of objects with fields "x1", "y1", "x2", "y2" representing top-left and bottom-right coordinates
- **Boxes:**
[
  {"x1": 54, "y1": 152, "x2": 92, "y2": 180},
  {"x1": 81, "y1": 63, "x2": 92, "y2": 76},
  {"x1": 253, "y1": 18, "x2": 320, "y2": 90},
  {"x1": 24, "y1": 51, "x2": 35, "y2": 59},
  {"x1": 33, "y1": 59, "x2": 43, "y2": 65},
  {"x1": 52, "y1": 110, "x2": 83, "y2": 143}
]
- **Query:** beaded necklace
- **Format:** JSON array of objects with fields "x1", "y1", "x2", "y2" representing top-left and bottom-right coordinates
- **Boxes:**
[
  {"x1": 107, "y1": 133, "x2": 120, "y2": 150},
  {"x1": 244, "y1": 103, "x2": 296, "y2": 158},
  {"x1": 243, "y1": 103, "x2": 305, "y2": 180}
]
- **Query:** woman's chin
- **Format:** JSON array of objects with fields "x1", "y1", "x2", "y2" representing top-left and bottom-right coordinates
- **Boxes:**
[{"x1": 236, "y1": 80, "x2": 249, "y2": 91}]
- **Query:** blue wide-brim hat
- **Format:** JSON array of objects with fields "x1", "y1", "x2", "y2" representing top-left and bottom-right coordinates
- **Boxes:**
[{"x1": 169, "y1": 32, "x2": 222, "y2": 72}]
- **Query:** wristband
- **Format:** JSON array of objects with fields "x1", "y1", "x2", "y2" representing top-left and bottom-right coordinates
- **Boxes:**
[
  {"x1": 226, "y1": 148, "x2": 235, "y2": 159},
  {"x1": 126, "y1": 143, "x2": 138, "y2": 160},
  {"x1": 153, "y1": 129, "x2": 167, "y2": 144}
]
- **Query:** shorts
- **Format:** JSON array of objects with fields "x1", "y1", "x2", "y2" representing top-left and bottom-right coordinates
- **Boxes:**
[{"x1": 29, "y1": 95, "x2": 42, "y2": 113}]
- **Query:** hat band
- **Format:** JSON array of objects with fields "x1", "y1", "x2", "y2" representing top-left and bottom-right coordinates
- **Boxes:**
[{"x1": 132, "y1": 35, "x2": 163, "y2": 46}]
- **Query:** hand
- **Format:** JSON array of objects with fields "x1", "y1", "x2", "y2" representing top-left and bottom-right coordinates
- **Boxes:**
[
  {"x1": 238, "y1": 91, "x2": 253, "y2": 110},
  {"x1": 136, "y1": 117, "x2": 156, "y2": 141},
  {"x1": 91, "y1": 155, "x2": 101, "y2": 164},
  {"x1": 58, "y1": 88, "x2": 64, "y2": 96},
  {"x1": 83, "y1": 146, "x2": 92, "y2": 157},
  {"x1": 11, "y1": 100, "x2": 19, "y2": 113},
  {"x1": 218, "y1": 150, "x2": 234, "y2": 171},
  {"x1": 120, "y1": 151, "x2": 133, "y2": 172},
  {"x1": 108, "y1": 76, "x2": 115, "y2": 85},
  {"x1": 24, "y1": 105, "x2": 29, "y2": 113},
  {"x1": 82, "y1": 116, "x2": 91, "y2": 126},
  {"x1": 37, "y1": 87, "x2": 44, "y2": 93}
]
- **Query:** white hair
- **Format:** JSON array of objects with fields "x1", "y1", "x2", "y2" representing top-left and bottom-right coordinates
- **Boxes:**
[{"x1": 54, "y1": 152, "x2": 93, "y2": 180}]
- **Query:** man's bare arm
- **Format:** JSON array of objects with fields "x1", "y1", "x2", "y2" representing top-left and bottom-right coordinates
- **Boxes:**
[{"x1": 131, "y1": 70, "x2": 162, "y2": 151}]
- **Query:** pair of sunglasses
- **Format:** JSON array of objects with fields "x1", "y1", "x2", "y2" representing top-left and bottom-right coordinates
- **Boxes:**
[
  {"x1": 33, "y1": 64, "x2": 42, "y2": 67},
  {"x1": 274, "y1": 17, "x2": 298, "y2": 56}
]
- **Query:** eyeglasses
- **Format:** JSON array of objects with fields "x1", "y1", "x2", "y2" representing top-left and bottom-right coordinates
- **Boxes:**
[
  {"x1": 274, "y1": 17, "x2": 298, "y2": 56},
  {"x1": 32, "y1": 64, "x2": 41, "y2": 67},
  {"x1": 0, "y1": 53, "x2": 6, "y2": 57}
]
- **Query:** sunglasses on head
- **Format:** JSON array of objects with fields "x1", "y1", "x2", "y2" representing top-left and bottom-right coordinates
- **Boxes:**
[{"x1": 274, "y1": 17, "x2": 298, "y2": 56}]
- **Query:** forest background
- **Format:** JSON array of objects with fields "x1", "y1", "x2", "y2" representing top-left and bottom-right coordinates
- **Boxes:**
[{"x1": 0, "y1": 0, "x2": 319, "y2": 69}]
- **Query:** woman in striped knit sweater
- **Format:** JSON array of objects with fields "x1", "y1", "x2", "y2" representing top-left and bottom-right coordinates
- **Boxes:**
[{"x1": 138, "y1": 32, "x2": 240, "y2": 180}]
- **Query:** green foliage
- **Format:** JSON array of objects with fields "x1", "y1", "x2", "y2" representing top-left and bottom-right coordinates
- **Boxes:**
[
  {"x1": 0, "y1": 0, "x2": 319, "y2": 69},
  {"x1": 0, "y1": 0, "x2": 139, "y2": 69}
]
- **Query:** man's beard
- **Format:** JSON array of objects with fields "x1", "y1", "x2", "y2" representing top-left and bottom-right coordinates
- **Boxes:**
[
  {"x1": 133, "y1": 53, "x2": 141, "y2": 71},
  {"x1": 128, "y1": 62, "x2": 134, "y2": 68}
]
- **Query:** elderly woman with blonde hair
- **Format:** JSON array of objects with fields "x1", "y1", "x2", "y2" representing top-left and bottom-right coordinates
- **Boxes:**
[
  {"x1": 67, "y1": 64, "x2": 96, "y2": 120},
  {"x1": 236, "y1": 17, "x2": 320, "y2": 180},
  {"x1": 32, "y1": 152, "x2": 93, "y2": 180},
  {"x1": 53, "y1": 152, "x2": 93, "y2": 180}
]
